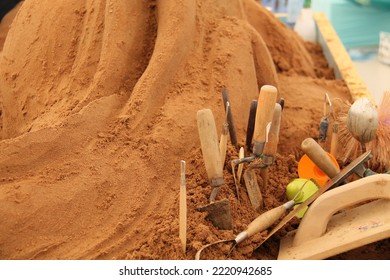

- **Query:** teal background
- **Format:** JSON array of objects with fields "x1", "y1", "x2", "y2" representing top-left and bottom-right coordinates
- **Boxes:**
[{"x1": 312, "y1": 0, "x2": 390, "y2": 48}]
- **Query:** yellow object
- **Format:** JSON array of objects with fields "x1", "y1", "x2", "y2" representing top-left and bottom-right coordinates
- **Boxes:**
[{"x1": 286, "y1": 178, "x2": 319, "y2": 218}]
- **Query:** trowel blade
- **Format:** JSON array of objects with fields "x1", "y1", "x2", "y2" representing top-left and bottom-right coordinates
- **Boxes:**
[
  {"x1": 197, "y1": 199, "x2": 233, "y2": 230},
  {"x1": 243, "y1": 168, "x2": 264, "y2": 212}
]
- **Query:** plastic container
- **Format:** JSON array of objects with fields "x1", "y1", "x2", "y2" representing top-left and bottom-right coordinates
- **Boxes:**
[
  {"x1": 379, "y1": 31, "x2": 390, "y2": 65},
  {"x1": 286, "y1": 0, "x2": 304, "y2": 28},
  {"x1": 298, "y1": 152, "x2": 340, "y2": 186},
  {"x1": 294, "y1": 7, "x2": 317, "y2": 42}
]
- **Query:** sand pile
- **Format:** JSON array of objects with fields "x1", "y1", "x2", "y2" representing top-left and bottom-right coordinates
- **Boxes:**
[{"x1": 0, "y1": 0, "x2": 388, "y2": 260}]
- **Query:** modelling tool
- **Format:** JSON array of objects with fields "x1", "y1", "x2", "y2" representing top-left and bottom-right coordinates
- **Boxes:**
[
  {"x1": 252, "y1": 85, "x2": 278, "y2": 157},
  {"x1": 195, "y1": 238, "x2": 235, "y2": 260},
  {"x1": 179, "y1": 160, "x2": 187, "y2": 253},
  {"x1": 232, "y1": 147, "x2": 245, "y2": 203},
  {"x1": 219, "y1": 102, "x2": 229, "y2": 166},
  {"x1": 195, "y1": 179, "x2": 307, "y2": 260},
  {"x1": 231, "y1": 85, "x2": 277, "y2": 207},
  {"x1": 299, "y1": 137, "x2": 340, "y2": 186},
  {"x1": 349, "y1": 153, "x2": 390, "y2": 177},
  {"x1": 226, "y1": 180, "x2": 308, "y2": 255},
  {"x1": 319, "y1": 93, "x2": 332, "y2": 143},
  {"x1": 196, "y1": 109, "x2": 232, "y2": 230},
  {"x1": 279, "y1": 174, "x2": 390, "y2": 260},
  {"x1": 330, "y1": 123, "x2": 339, "y2": 158},
  {"x1": 243, "y1": 168, "x2": 263, "y2": 211},
  {"x1": 277, "y1": 97, "x2": 285, "y2": 111},
  {"x1": 237, "y1": 147, "x2": 245, "y2": 183},
  {"x1": 254, "y1": 150, "x2": 372, "y2": 251},
  {"x1": 233, "y1": 85, "x2": 278, "y2": 166},
  {"x1": 222, "y1": 88, "x2": 237, "y2": 146},
  {"x1": 260, "y1": 103, "x2": 282, "y2": 188},
  {"x1": 245, "y1": 99, "x2": 257, "y2": 152}
]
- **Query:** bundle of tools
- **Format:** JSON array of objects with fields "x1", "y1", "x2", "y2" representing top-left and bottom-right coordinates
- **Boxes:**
[{"x1": 180, "y1": 86, "x2": 390, "y2": 260}]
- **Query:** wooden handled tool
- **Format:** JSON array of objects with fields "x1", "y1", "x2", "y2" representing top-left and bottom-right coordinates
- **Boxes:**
[
  {"x1": 197, "y1": 109, "x2": 232, "y2": 230},
  {"x1": 279, "y1": 174, "x2": 390, "y2": 260},
  {"x1": 233, "y1": 200, "x2": 296, "y2": 246},
  {"x1": 261, "y1": 103, "x2": 282, "y2": 189},
  {"x1": 219, "y1": 102, "x2": 229, "y2": 167},
  {"x1": 262, "y1": 103, "x2": 282, "y2": 165},
  {"x1": 253, "y1": 85, "x2": 278, "y2": 156},
  {"x1": 228, "y1": 181, "x2": 307, "y2": 254},
  {"x1": 237, "y1": 147, "x2": 245, "y2": 183},
  {"x1": 179, "y1": 160, "x2": 187, "y2": 254},
  {"x1": 243, "y1": 168, "x2": 264, "y2": 211},
  {"x1": 197, "y1": 109, "x2": 224, "y2": 202},
  {"x1": 319, "y1": 93, "x2": 331, "y2": 143},
  {"x1": 330, "y1": 123, "x2": 339, "y2": 158},
  {"x1": 246, "y1": 99, "x2": 257, "y2": 152},
  {"x1": 254, "y1": 151, "x2": 372, "y2": 251},
  {"x1": 222, "y1": 88, "x2": 237, "y2": 146},
  {"x1": 301, "y1": 137, "x2": 339, "y2": 179}
]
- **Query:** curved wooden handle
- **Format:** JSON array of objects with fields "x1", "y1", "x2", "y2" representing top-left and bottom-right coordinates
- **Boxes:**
[
  {"x1": 301, "y1": 138, "x2": 339, "y2": 178},
  {"x1": 197, "y1": 109, "x2": 223, "y2": 185},
  {"x1": 263, "y1": 103, "x2": 282, "y2": 157},
  {"x1": 293, "y1": 174, "x2": 390, "y2": 247},
  {"x1": 246, "y1": 204, "x2": 287, "y2": 237},
  {"x1": 253, "y1": 85, "x2": 278, "y2": 156}
]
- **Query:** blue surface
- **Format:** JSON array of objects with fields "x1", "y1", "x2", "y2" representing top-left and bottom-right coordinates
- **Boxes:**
[{"x1": 312, "y1": 0, "x2": 390, "y2": 48}]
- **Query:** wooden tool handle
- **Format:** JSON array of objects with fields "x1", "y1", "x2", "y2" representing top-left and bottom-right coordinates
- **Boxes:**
[
  {"x1": 197, "y1": 109, "x2": 224, "y2": 185},
  {"x1": 301, "y1": 138, "x2": 339, "y2": 179},
  {"x1": 293, "y1": 174, "x2": 390, "y2": 247},
  {"x1": 246, "y1": 100, "x2": 257, "y2": 152},
  {"x1": 237, "y1": 147, "x2": 245, "y2": 183},
  {"x1": 219, "y1": 125, "x2": 228, "y2": 166},
  {"x1": 246, "y1": 204, "x2": 288, "y2": 237},
  {"x1": 179, "y1": 160, "x2": 187, "y2": 253},
  {"x1": 254, "y1": 151, "x2": 372, "y2": 251},
  {"x1": 222, "y1": 88, "x2": 237, "y2": 146},
  {"x1": 263, "y1": 103, "x2": 282, "y2": 157},
  {"x1": 330, "y1": 123, "x2": 339, "y2": 157},
  {"x1": 253, "y1": 85, "x2": 278, "y2": 156}
]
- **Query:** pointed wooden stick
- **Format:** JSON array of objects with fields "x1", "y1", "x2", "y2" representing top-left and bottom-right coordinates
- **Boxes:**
[
  {"x1": 330, "y1": 123, "x2": 339, "y2": 158},
  {"x1": 179, "y1": 160, "x2": 187, "y2": 254},
  {"x1": 261, "y1": 103, "x2": 282, "y2": 188},
  {"x1": 219, "y1": 102, "x2": 229, "y2": 167},
  {"x1": 222, "y1": 88, "x2": 237, "y2": 146},
  {"x1": 237, "y1": 147, "x2": 245, "y2": 183}
]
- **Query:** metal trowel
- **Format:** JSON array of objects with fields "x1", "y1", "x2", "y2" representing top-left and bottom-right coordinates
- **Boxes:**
[
  {"x1": 231, "y1": 85, "x2": 278, "y2": 210},
  {"x1": 196, "y1": 108, "x2": 232, "y2": 230}
]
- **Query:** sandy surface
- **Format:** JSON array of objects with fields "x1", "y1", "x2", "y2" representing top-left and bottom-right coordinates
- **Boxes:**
[{"x1": 0, "y1": 0, "x2": 389, "y2": 260}]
